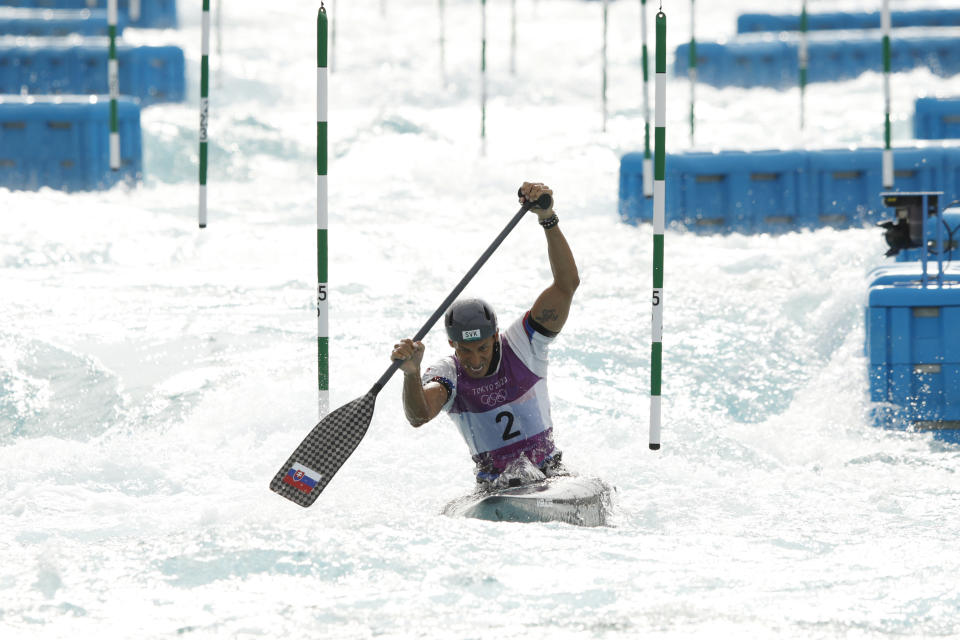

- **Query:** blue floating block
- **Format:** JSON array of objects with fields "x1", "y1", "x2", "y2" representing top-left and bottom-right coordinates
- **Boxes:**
[
  {"x1": 869, "y1": 405, "x2": 960, "y2": 443},
  {"x1": 681, "y1": 40, "x2": 795, "y2": 89},
  {"x1": 915, "y1": 97, "x2": 960, "y2": 140},
  {"x1": 808, "y1": 149, "x2": 884, "y2": 226},
  {"x1": 866, "y1": 306, "x2": 888, "y2": 365},
  {"x1": 0, "y1": 39, "x2": 185, "y2": 105},
  {"x1": 122, "y1": 43, "x2": 184, "y2": 103},
  {"x1": 869, "y1": 263, "x2": 960, "y2": 287},
  {"x1": 2, "y1": 0, "x2": 177, "y2": 29},
  {"x1": 0, "y1": 8, "x2": 124, "y2": 37},
  {"x1": 737, "y1": 9, "x2": 960, "y2": 34},
  {"x1": 0, "y1": 95, "x2": 141, "y2": 191},
  {"x1": 618, "y1": 152, "x2": 646, "y2": 225},
  {"x1": 868, "y1": 364, "x2": 888, "y2": 402},
  {"x1": 619, "y1": 147, "x2": 960, "y2": 234},
  {"x1": 621, "y1": 149, "x2": 813, "y2": 232},
  {"x1": 867, "y1": 284, "x2": 960, "y2": 365},
  {"x1": 676, "y1": 34, "x2": 960, "y2": 89},
  {"x1": 865, "y1": 283, "x2": 960, "y2": 432}
]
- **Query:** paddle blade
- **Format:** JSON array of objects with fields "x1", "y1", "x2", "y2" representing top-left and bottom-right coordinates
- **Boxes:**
[{"x1": 269, "y1": 392, "x2": 377, "y2": 507}]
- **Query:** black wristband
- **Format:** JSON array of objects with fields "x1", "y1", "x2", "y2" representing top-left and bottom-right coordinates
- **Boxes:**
[{"x1": 539, "y1": 213, "x2": 559, "y2": 230}]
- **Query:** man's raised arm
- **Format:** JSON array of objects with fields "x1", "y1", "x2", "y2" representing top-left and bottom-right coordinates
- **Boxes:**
[{"x1": 520, "y1": 181, "x2": 580, "y2": 335}]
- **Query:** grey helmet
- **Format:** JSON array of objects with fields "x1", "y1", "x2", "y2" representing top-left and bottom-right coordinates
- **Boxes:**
[{"x1": 445, "y1": 298, "x2": 498, "y2": 343}]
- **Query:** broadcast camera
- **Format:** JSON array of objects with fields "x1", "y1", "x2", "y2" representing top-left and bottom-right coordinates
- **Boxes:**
[{"x1": 877, "y1": 192, "x2": 939, "y2": 257}]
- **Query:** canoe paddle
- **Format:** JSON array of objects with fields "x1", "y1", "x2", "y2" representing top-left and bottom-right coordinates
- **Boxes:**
[{"x1": 270, "y1": 189, "x2": 553, "y2": 507}]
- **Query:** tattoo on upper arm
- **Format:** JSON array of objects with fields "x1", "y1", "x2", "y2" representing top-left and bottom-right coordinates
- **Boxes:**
[{"x1": 535, "y1": 308, "x2": 559, "y2": 324}]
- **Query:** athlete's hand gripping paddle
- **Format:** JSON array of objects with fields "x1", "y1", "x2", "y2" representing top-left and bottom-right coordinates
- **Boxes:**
[
  {"x1": 518, "y1": 187, "x2": 553, "y2": 212},
  {"x1": 270, "y1": 190, "x2": 546, "y2": 507}
]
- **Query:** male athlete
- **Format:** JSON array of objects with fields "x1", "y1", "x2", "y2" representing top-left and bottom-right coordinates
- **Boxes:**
[{"x1": 390, "y1": 182, "x2": 579, "y2": 487}]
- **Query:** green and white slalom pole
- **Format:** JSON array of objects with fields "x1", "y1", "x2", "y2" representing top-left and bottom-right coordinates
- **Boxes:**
[
  {"x1": 882, "y1": 0, "x2": 893, "y2": 189},
  {"x1": 439, "y1": 0, "x2": 446, "y2": 83},
  {"x1": 602, "y1": 0, "x2": 609, "y2": 132},
  {"x1": 510, "y1": 0, "x2": 517, "y2": 75},
  {"x1": 107, "y1": 0, "x2": 119, "y2": 170},
  {"x1": 799, "y1": 0, "x2": 808, "y2": 130},
  {"x1": 481, "y1": 0, "x2": 487, "y2": 155},
  {"x1": 688, "y1": 0, "x2": 695, "y2": 146},
  {"x1": 650, "y1": 9, "x2": 666, "y2": 451},
  {"x1": 199, "y1": 0, "x2": 210, "y2": 229},
  {"x1": 641, "y1": 0, "x2": 652, "y2": 197},
  {"x1": 600, "y1": 0, "x2": 609, "y2": 131},
  {"x1": 318, "y1": 5, "x2": 330, "y2": 417}
]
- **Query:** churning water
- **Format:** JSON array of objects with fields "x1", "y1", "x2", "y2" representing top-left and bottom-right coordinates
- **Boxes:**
[{"x1": 3, "y1": 0, "x2": 960, "y2": 638}]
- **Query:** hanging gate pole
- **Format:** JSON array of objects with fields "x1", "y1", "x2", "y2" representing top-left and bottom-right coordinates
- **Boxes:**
[
  {"x1": 439, "y1": 0, "x2": 446, "y2": 83},
  {"x1": 641, "y1": 0, "x2": 652, "y2": 197},
  {"x1": 318, "y1": 5, "x2": 330, "y2": 417},
  {"x1": 688, "y1": 0, "x2": 695, "y2": 146},
  {"x1": 107, "y1": 0, "x2": 119, "y2": 170},
  {"x1": 510, "y1": 0, "x2": 517, "y2": 75},
  {"x1": 481, "y1": 0, "x2": 487, "y2": 155},
  {"x1": 199, "y1": 0, "x2": 210, "y2": 228},
  {"x1": 882, "y1": 0, "x2": 894, "y2": 189},
  {"x1": 799, "y1": 0, "x2": 808, "y2": 130},
  {"x1": 650, "y1": 9, "x2": 666, "y2": 451},
  {"x1": 602, "y1": 0, "x2": 608, "y2": 132}
]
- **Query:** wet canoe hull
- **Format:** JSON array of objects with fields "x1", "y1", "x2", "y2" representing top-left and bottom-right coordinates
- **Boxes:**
[{"x1": 442, "y1": 476, "x2": 612, "y2": 527}]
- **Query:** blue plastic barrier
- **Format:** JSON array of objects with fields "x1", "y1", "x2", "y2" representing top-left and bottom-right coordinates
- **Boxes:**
[
  {"x1": 868, "y1": 263, "x2": 960, "y2": 287},
  {"x1": 866, "y1": 198, "x2": 960, "y2": 442},
  {"x1": 0, "y1": 0, "x2": 176, "y2": 29},
  {"x1": 0, "y1": 8, "x2": 123, "y2": 36},
  {"x1": 915, "y1": 97, "x2": 960, "y2": 140},
  {"x1": 737, "y1": 9, "x2": 960, "y2": 33},
  {"x1": 676, "y1": 35, "x2": 960, "y2": 89},
  {"x1": 865, "y1": 283, "x2": 960, "y2": 442},
  {"x1": 0, "y1": 39, "x2": 185, "y2": 104},
  {"x1": 0, "y1": 95, "x2": 141, "y2": 191},
  {"x1": 619, "y1": 147, "x2": 960, "y2": 234}
]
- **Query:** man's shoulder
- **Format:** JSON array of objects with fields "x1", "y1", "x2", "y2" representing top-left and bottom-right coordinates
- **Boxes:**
[
  {"x1": 424, "y1": 355, "x2": 457, "y2": 378},
  {"x1": 503, "y1": 312, "x2": 552, "y2": 369},
  {"x1": 422, "y1": 356, "x2": 457, "y2": 410},
  {"x1": 505, "y1": 311, "x2": 557, "y2": 346}
]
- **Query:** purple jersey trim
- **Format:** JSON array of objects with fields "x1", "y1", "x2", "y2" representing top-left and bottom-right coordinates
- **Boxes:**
[
  {"x1": 472, "y1": 428, "x2": 556, "y2": 473},
  {"x1": 449, "y1": 335, "x2": 541, "y2": 415}
]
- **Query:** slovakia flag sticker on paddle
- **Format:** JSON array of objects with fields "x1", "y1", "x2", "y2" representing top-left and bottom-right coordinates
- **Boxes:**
[{"x1": 282, "y1": 462, "x2": 322, "y2": 494}]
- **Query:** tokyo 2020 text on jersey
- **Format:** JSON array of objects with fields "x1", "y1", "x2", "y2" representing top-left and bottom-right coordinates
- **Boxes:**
[{"x1": 423, "y1": 311, "x2": 560, "y2": 479}]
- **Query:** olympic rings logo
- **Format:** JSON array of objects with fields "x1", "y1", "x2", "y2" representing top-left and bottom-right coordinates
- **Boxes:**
[{"x1": 480, "y1": 389, "x2": 508, "y2": 406}]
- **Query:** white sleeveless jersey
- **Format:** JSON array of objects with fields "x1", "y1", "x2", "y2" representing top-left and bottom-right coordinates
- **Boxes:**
[{"x1": 422, "y1": 313, "x2": 558, "y2": 473}]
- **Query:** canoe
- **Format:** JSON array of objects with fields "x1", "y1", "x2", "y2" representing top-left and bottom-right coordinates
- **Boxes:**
[{"x1": 442, "y1": 475, "x2": 612, "y2": 527}]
